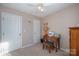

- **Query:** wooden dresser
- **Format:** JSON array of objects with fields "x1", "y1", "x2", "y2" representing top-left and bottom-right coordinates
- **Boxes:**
[{"x1": 69, "y1": 27, "x2": 79, "y2": 56}]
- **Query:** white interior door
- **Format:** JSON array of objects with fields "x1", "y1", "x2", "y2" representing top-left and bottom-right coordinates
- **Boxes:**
[
  {"x1": 33, "y1": 20, "x2": 40, "y2": 44},
  {"x1": 1, "y1": 12, "x2": 22, "y2": 54}
]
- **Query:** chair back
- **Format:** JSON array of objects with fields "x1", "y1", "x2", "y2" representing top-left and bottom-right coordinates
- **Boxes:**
[{"x1": 43, "y1": 34, "x2": 48, "y2": 43}]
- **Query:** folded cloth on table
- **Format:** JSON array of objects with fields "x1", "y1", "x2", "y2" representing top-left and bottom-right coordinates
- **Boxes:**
[{"x1": 48, "y1": 31, "x2": 60, "y2": 38}]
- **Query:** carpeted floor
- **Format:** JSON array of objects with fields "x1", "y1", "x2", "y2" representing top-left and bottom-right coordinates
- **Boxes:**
[{"x1": 4, "y1": 43, "x2": 69, "y2": 56}]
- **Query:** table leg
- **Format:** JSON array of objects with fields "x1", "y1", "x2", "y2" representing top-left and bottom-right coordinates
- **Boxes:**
[
  {"x1": 58, "y1": 39, "x2": 60, "y2": 49},
  {"x1": 56, "y1": 43, "x2": 57, "y2": 52}
]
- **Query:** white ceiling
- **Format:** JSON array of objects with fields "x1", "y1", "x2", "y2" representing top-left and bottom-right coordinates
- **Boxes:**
[{"x1": 0, "y1": 3, "x2": 74, "y2": 18}]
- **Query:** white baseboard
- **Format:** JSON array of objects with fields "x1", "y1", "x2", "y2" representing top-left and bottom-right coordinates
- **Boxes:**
[
  {"x1": 0, "y1": 46, "x2": 22, "y2": 56},
  {"x1": 22, "y1": 42, "x2": 40, "y2": 48},
  {"x1": 60, "y1": 48, "x2": 69, "y2": 53},
  {"x1": 22, "y1": 43, "x2": 34, "y2": 48},
  {"x1": 0, "y1": 52, "x2": 9, "y2": 56}
]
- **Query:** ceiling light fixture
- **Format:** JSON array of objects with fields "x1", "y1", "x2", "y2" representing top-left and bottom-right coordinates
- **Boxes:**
[{"x1": 37, "y1": 3, "x2": 44, "y2": 12}]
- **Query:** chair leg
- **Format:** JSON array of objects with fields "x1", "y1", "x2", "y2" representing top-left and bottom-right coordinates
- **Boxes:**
[
  {"x1": 48, "y1": 46, "x2": 51, "y2": 53},
  {"x1": 43, "y1": 43, "x2": 44, "y2": 49}
]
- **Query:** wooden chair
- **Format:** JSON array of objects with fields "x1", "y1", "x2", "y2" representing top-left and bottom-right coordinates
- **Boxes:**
[
  {"x1": 49, "y1": 36, "x2": 60, "y2": 52},
  {"x1": 42, "y1": 34, "x2": 60, "y2": 53},
  {"x1": 42, "y1": 34, "x2": 54, "y2": 53}
]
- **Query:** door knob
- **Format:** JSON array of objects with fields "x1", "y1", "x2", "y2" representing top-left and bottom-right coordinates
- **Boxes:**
[
  {"x1": 19, "y1": 33, "x2": 21, "y2": 36},
  {"x1": 3, "y1": 32, "x2": 5, "y2": 36}
]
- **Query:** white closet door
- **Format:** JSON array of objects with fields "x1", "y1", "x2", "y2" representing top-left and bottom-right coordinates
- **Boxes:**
[
  {"x1": 1, "y1": 12, "x2": 22, "y2": 53},
  {"x1": 33, "y1": 20, "x2": 40, "y2": 44}
]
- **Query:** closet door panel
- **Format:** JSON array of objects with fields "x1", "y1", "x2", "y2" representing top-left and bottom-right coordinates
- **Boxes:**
[
  {"x1": 33, "y1": 20, "x2": 40, "y2": 44},
  {"x1": 1, "y1": 12, "x2": 22, "y2": 53}
]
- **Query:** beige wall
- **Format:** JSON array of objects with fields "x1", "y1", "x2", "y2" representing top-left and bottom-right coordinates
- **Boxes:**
[
  {"x1": 41, "y1": 5, "x2": 79, "y2": 51},
  {"x1": 0, "y1": 6, "x2": 40, "y2": 47},
  {"x1": 0, "y1": 14, "x2": 1, "y2": 42}
]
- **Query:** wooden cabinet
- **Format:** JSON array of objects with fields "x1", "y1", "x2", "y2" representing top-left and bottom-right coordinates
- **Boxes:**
[{"x1": 69, "y1": 27, "x2": 79, "y2": 56}]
